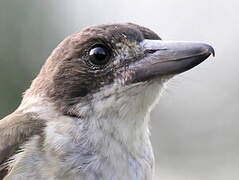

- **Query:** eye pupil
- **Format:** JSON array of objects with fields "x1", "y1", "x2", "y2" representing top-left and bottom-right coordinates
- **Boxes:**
[
  {"x1": 89, "y1": 45, "x2": 110, "y2": 65},
  {"x1": 90, "y1": 47, "x2": 106, "y2": 60}
]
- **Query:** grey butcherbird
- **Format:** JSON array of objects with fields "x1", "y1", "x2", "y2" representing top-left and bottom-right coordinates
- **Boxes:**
[{"x1": 0, "y1": 23, "x2": 214, "y2": 180}]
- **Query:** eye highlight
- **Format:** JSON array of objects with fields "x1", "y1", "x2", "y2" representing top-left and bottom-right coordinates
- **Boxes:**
[{"x1": 89, "y1": 44, "x2": 111, "y2": 66}]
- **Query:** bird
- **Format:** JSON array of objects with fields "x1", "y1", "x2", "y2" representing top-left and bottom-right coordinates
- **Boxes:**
[{"x1": 0, "y1": 23, "x2": 214, "y2": 180}]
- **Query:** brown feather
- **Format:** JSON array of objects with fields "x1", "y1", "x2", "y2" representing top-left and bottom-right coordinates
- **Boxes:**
[{"x1": 0, "y1": 111, "x2": 45, "y2": 179}]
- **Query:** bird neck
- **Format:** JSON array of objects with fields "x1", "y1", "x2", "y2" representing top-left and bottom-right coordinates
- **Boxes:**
[
  {"x1": 36, "y1": 98, "x2": 155, "y2": 180},
  {"x1": 81, "y1": 110, "x2": 154, "y2": 180},
  {"x1": 17, "y1": 78, "x2": 166, "y2": 180}
]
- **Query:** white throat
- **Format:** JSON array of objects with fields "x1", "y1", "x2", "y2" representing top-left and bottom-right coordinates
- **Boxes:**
[
  {"x1": 13, "y1": 78, "x2": 168, "y2": 180},
  {"x1": 61, "y1": 79, "x2": 168, "y2": 180}
]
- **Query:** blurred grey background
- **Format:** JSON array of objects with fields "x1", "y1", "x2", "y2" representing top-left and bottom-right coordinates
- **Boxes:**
[{"x1": 0, "y1": 0, "x2": 238, "y2": 179}]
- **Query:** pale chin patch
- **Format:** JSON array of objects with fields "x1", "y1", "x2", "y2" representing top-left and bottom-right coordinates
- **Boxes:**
[
  {"x1": 139, "y1": 75, "x2": 172, "y2": 114},
  {"x1": 91, "y1": 75, "x2": 172, "y2": 119}
]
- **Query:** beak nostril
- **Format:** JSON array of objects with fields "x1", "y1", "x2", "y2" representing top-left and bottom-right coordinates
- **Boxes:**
[
  {"x1": 144, "y1": 49, "x2": 158, "y2": 54},
  {"x1": 144, "y1": 48, "x2": 167, "y2": 54}
]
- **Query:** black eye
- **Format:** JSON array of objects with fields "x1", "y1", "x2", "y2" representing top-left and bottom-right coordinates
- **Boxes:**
[{"x1": 89, "y1": 45, "x2": 110, "y2": 66}]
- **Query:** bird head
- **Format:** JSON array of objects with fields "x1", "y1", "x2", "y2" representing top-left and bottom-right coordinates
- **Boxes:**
[{"x1": 24, "y1": 23, "x2": 214, "y2": 118}]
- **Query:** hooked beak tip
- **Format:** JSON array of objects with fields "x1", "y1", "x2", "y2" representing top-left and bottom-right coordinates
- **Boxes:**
[
  {"x1": 208, "y1": 45, "x2": 215, "y2": 57},
  {"x1": 201, "y1": 43, "x2": 215, "y2": 57}
]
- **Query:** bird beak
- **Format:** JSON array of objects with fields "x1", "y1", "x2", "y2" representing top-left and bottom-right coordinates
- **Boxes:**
[{"x1": 129, "y1": 40, "x2": 215, "y2": 83}]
